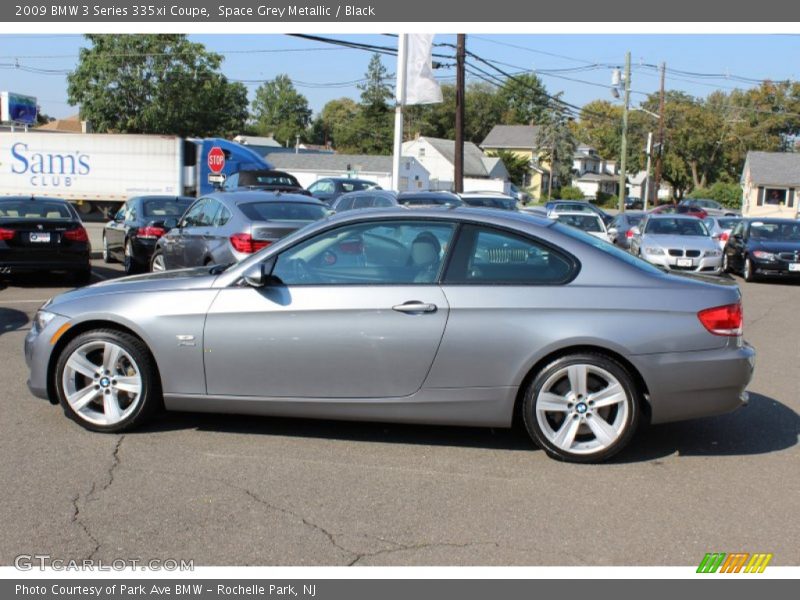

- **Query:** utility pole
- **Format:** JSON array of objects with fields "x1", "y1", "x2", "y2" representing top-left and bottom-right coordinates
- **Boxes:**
[
  {"x1": 653, "y1": 61, "x2": 666, "y2": 205},
  {"x1": 454, "y1": 33, "x2": 466, "y2": 193},
  {"x1": 617, "y1": 51, "x2": 631, "y2": 213},
  {"x1": 547, "y1": 141, "x2": 555, "y2": 200},
  {"x1": 643, "y1": 132, "x2": 653, "y2": 212},
  {"x1": 391, "y1": 34, "x2": 408, "y2": 191}
]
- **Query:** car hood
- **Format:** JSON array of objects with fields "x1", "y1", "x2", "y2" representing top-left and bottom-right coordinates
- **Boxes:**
[
  {"x1": 748, "y1": 240, "x2": 800, "y2": 253},
  {"x1": 48, "y1": 267, "x2": 218, "y2": 310},
  {"x1": 642, "y1": 234, "x2": 716, "y2": 248}
]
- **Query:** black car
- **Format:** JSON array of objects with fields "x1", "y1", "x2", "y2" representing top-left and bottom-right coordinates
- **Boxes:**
[
  {"x1": 723, "y1": 218, "x2": 800, "y2": 282},
  {"x1": 0, "y1": 196, "x2": 91, "y2": 284},
  {"x1": 307, "y1": 177, "x2": 379, "y2": 204},
  {"x1": 103, "y1": 195, "x2": 194, "y2": 274},
  {"x1": 624, "y1": 196, "x2": 644, "y2": 210},
  {"x1": 222, "y1": 170, "x2": 310, "y2": 195}
]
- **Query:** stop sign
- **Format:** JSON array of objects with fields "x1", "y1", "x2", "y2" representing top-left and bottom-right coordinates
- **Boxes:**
[{"x1": 207, "y1": 146, "x2": 225, "y2": 173}]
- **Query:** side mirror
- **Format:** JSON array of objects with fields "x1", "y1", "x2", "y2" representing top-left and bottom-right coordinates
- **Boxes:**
[{"x1": 243, "y1": 258, "x2": 279, "y2": 288}]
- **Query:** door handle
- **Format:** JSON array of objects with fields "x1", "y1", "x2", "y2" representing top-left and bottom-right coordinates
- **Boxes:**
[{"x1": 392, "y1": 301, "x2": 437, "y2": 314}]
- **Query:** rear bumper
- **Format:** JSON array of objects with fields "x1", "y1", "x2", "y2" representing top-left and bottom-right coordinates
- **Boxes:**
[
  {"x1": 130, "y1": 237, "x2": 157, "y2": 264},
  {"x1": 631, "y1": 342, "x2": 755, "y2": 424}
]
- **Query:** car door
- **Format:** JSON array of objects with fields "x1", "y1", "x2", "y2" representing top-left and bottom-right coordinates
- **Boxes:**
[
  {"x1": 724, "y1": 221, "x2": 744, "y2": 270},
  {"x1": 105, "y1": 202, "x2": 129, "y2": 258},
  {"x1": 184, "y1": 198, "x2": 222, "y2": 266},
  {"x1": 203, "y1": 219, "x2": 456, "y2": 398},
  {"x1": 160, "y1": 198, "x2": 207, "y2": 269}
]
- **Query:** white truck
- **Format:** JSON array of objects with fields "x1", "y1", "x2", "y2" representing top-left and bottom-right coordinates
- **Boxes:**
[{"x1": 0, "y1": 132, "x2": 272, "y2": 218}]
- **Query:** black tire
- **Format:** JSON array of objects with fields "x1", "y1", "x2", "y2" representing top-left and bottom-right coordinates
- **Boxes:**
[
  {"x1": 101, "y1": 234, "x2": 116, "y2": 264},
  {"x1": 123, "y1": 239, "x2": 141, "y2": 275},
  {"x1": 721, "y1": 252, "x2": 730, "y2": 274},
  {"x1": 743, "y1": 256, "x2": 757, "y2": 282},
  {"x1": 55, "y1": 329, "x2": 162, "y2": 433},
  {"x1": 522, "y1": 353, "x2": 641, "y2": 463},
  {"x1": 150, "y1": 249, "x2": 165, "y2": 272},
  {"x1": 73, "y1": 267, "x2": 93, "y2": 286}
]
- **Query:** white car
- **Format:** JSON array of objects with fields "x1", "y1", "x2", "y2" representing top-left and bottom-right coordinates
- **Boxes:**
[
  {"x1": 554, "y1": 211, "x2": 611, "y2": 243},
  {"x1": 630, "y1": 214, "x2": 722, "y2": 275},
  {"x1": 704, "y1": 216, "x2": 742, "y2": 251}
]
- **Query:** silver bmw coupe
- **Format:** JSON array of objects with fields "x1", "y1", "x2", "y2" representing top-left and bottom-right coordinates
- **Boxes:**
[{"x1": 24, "y1": 208, "x2": 755, "y2": 463}]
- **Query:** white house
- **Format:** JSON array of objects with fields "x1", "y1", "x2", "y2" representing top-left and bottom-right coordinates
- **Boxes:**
[
  {"x1": 266, "y1": 152, "x2": 430, "y2": 192},
  {"x1": 628, "y1": 171, "x2": 671, "y2": 204},
  {"x1": 571, "y1": 146, "x2": 620, "y2": 199},
  {"x1": 741, "y1": 151, "x2": 800, "y2": 218},
  {"x1": 402, "y1": 136, "x2": 510, "y2": 193}
]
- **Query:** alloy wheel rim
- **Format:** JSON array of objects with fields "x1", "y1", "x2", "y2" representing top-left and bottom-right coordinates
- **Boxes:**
[
  {"x1": 102, "y1": 236, "x2": 108, "y2": 260},
  {"x1": 124, "y1": 241, "x2": 132, "y2": 271},
  {"x1": 152, "y1": 254, "x2": 165, "y2": 272},
  {"x1": 744, "y1": 259, "x2": 751, "y2": 279},
  {"x1": 62, "y1": 341, "x2": 143, "y2": 426},
  {"x1": 535, "y1": 364, "x2": 630, "y2": 455}
]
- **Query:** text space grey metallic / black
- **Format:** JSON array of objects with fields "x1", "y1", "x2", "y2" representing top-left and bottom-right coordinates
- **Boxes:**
[{"x1": 24, "y1": 208, "x2": 754, "y2": 463}]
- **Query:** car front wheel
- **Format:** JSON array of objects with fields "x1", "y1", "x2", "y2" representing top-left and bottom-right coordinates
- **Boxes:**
[
  {"x1": 743, "y1": 256, "x2": 757, "y2": 282},
  {"x1": 55, "y1": 329, "x2": 161, "y2": 432},
  {"x1": 522, "y1": 353, "x2": 640, "y2": 463},
  {"x1": 150, "y1": 250, "x2": 166, "y2": 272}
]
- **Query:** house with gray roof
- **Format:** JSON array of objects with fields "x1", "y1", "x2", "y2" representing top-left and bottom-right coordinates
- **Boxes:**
[
  {"x1": 402, "y1": 136, "x2": 509, "y2": 192},
  {"x1": 266, "y1": 152, "x2": 430, "y2": 192},
  {"x1": 741, "y1": 151, "x2": 800, "y2": 218}
]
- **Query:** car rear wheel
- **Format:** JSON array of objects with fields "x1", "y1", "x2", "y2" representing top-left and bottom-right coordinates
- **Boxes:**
[
  {"x1": 522, "y1": 353, "x2": 640, "y2": 463},
  {"x1": 101, "y1": 234, "x2": 115, "y2": 264},
  {"x1": 123, "y1": 239, "x2": 140, "y2": 275},
  {"x1": 55, "y1": 329, "x2": 161, "y2": 432},
  {"x1": 150, "y1": 250, "x2": 166, "y2": 272},
  {"x1": 721, "y1": 252, "x2": 730, "y2": 273}
]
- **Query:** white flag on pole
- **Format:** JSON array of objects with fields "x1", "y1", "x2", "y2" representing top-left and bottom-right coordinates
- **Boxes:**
[{"x1": 404, "y1": 34, "x2": 443, "y2": 105}]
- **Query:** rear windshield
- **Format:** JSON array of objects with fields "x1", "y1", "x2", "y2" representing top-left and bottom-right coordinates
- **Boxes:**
[
  {"x1": 143, "y1": 198, "x2": 192, "y2": 218},
  {"x1": 645, "y1": 218, "x2": 708, "y2": 236},
  {"x1": 340, "y1": 181, "x2": 374, "y2": 193},
  {"x1": 557, "y1": 214, "x2": 603, "y2": 232},
  {"x1": 0, "y1": 200, "x2": 72, "y2": 220},
  {"x1": 627, "y1": 215, "x2": 643, "y2": 226},
  {"x1": 238, "y1": 202, "x2": 328, "y2": 222},
  {"x1": 240, "y1": 172, "x2": 300, "y2": 187}
]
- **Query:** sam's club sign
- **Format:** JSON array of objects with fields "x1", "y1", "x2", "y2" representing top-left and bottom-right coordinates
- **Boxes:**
[
  {"x1": 1, "y1": 92, "x2": 38, "y2": 125},
  {"x1": 10, "y1": 142, "x2": 90, "y2": 188}
]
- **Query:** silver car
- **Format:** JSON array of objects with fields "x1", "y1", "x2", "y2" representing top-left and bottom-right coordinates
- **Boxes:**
[
  {"x1": 150, "y1": 191, "x2": 329, "y2": 272},
  {"x1": 630, "y1": 214, "x2": 723, "y2": 275},
  {"x1": 24, "y1": 208, "x2": 754, "y2": 463}
]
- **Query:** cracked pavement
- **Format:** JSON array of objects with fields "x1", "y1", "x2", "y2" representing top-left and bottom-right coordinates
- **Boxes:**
[{"x1": 1, "y1": 249, "x2": 798, "y2": 566}]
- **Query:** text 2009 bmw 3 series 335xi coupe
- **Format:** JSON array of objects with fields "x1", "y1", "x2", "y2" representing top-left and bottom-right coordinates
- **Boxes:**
[{"x1": 24, "y1": 208, "x2": 755, "y2": 463}]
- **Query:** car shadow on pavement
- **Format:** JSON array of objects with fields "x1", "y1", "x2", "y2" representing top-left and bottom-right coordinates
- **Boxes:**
[
  {"x1": 140, "y1": 411, "x2": 537, "y2": 452},
  {"x1": 0, "y1": 307, "x2": 29, "y2": 337},
  {"x1": 614, "y1": 392, "x2": 798, "y2": 463}
]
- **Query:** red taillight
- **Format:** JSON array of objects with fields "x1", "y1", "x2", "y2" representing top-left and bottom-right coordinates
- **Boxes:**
[
  {"x1": 0, "y1": 227, "x2": 14, "y2": 241},
  {"x1": 136, "y1": 226, "x2": 166, "y2": 240},
  {"x1": 229, "y1": 233, "x2": 271, "y2": 254},
  {"x1": 63, "y1": 227, "x2": 89, "y2": 242},
  {"x1": 720, "y1": 232, "x2": 729, "y2": 242},
  {"x1": 625, "y1": 229, "x2": 634, "y2": 238},
  {"x1": 698, "y1": 303, "x2": 743, "y2": 336}
]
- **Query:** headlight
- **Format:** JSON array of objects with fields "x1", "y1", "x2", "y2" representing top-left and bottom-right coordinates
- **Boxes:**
[
  {"x1": 752, "y1": 250, "x2": 776, "y2": 261},
  {"x1": 704, "y1": 249, "x2": 722, "y2": 257},
  {"x1": 644, "y1": 247, "x2": 665, "y2": 255},
  {"x1": 32, "y1": 310, "x2": 57, "y2": 334}
]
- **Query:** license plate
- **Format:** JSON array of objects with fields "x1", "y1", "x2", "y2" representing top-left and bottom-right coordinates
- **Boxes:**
[
  {"x1": 676, "y1": 258, "x2": 693, "y2": 267},
  {"x1": 29, "y1": 232, "x2": 51, "y2": 243},
  {"x1": 789, "y1": 263, "x2": 800, "y2": 272}
]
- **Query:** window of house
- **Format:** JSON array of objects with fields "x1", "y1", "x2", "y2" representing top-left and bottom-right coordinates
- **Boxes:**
[{"x1": 765, "y1": 188, "x2": 787, "y2": 205}]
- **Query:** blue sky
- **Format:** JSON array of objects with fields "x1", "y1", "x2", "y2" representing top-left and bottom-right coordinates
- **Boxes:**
[{"x1": 1, "y1": 33, "x2": 798, "y2": 120}]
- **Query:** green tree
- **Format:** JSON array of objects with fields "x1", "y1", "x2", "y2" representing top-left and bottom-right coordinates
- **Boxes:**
[
  {"x1": 251, "y1": 74, "x2": 312, "y2": 145},
  {"x1": 497, "y1": 73, "x2": 550, "y2": 125},
  {"x1": 538, "y1": 104, "x2": 578, "y2": 192},
  {"x1": 557, "y1": 186, "x2": 585, "y2": 200},
  {"x1": 67, "y1": 34, "x2": 247, "y2": 137},
  {"x1": 486, "y1": 150, "x2": 530, "y2": 187},
  {"x1": 686, "y1": 182, "x2": 743, "y2": 208}
]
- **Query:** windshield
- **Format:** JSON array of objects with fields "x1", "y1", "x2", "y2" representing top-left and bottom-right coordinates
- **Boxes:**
[
  {"x1": 0, "y1": 200, "x2": 72, "y2": 219},
  {"x1": 645, "y1": 218, "x2": 709, "y2": 236},
  {"x1": 750, "y1": 221, "x2": 800, "y2": 242},
  {"x1": 238, "y1": 202, "x2": 329, "y2": 222},
  {"x1": 556, "y1": 214, "x2": 602, "y2": 232},
  {"x1": 143, "y1": 198, "x2": 192, "y2": 218},
  {"x1": 553, "y1": 222, "x2": 663, "y2": 275},
  {"x1": 340, "y1": 181, "x2": 375, "y2": 193}
]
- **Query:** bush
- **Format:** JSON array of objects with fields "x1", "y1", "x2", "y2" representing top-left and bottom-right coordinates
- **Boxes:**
[
  {"x1": 556, "y1": 186, "x2": 585, "y2": 200},
  {"x1": 594, "y1": 191, "x2": 618, "y2": 208},
  {"x1": 687, "y1": 182, "x2": 742, "y2": 209}
]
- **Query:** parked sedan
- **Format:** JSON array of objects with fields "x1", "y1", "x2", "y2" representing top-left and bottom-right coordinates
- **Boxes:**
[
  {"x1": 150, "y1": 191, "x2": 329, "y2": 272},
  {"x1": 554, "y1": 212, "x2": 611, "y2": 242},
  {"x1": 722, "y1": 218, "x2": 800, "y2": 281},
  {"x1": 608, "y1": 211, "x2": 645, "y2": 249},
  {"x1": 458, "y1": 192, "x2": 518, "y2": 211},
  {"x1": 680, "y1": 198, "x2": 740, "y2": 217},
  {"x1": 545, "y1": 200, "x2": 613, "y2": 225},
  {"x1": 222, "y1": 170, "x2": 310, "y2": 195},
  {"x1": 330, "y1": 190, "x2": 399, "y2": 212},
  {"x1": 25, "y1": 208, "x2": 754, "y2": 463},
  {"x1": 703, "y1": 216, "x2": 742, "y2": 251},
  {"x1": 630, "y1": 214, "x2": 722, "y2": 274},
  {"x1": 307, "y1": 177, "x2": 379, "y2": 204},
  {"x1": 649, "y1": 203, "x2": 707, "y2": 219},
  {"x1": 0, "y1": 196, "x2": 91, "y2": 284},
  {"x1": 103, "y1": 195, "x2": 194, "y2": 274}
]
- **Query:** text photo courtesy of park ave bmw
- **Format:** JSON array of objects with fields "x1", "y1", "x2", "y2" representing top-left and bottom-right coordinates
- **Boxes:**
[{"x1": 0, "y1": 0, "x2": 799, "y2": 592}]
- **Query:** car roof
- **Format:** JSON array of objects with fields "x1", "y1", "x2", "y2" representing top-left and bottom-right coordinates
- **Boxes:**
[
  {"x1": 398, "y1": 191, "x2": 460, "y2": 198},
  {"x1": 205, "y1": 191, "x2": 325, "y2": 205},
  {"x1": 556, "y1": 211, "x2": 603, "y2": 219},
  {"x1": 133, "y1": 195, "x2": 194, "y2": 202},
  {"x1": 320, "y1": 177, "x2": 376, "y2": 184},
  {"x1": 336, "y1": 189, "x2": 397, "y2": 199},
  {"x1": 459, "y1": 191, "x2": 515, "y2": 198},
  {"x1": 321, "y1": 206, "x2": 555, "y2": 229},
  {"x1": 0, "y1": 195, "x2": 69, "y2": 203},
  {"x1": 744, "y1": 217, "x2": 798, "y2": 224},
  {"x1": 646, "y1": 213, "x2": 702, "y2": 220}
]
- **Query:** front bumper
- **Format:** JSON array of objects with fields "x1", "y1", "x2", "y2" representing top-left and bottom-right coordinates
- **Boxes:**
[
  {"x1": 750, "y1": 257, "x2": 800, "y2": 277},
  {"x1": 631, "y1": 341, "x2": 755, "y2": 424},
  {"x1": 24, "y1": 313, "x2": 71, "y2": 402},
  {"x1": 643, "y1": 252, "x2": 722, "y2": 275}
]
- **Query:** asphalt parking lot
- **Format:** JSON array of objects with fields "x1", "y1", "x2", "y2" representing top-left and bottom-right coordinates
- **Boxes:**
[{"x1": 0, "y1": 223, "x2": 798, "y2": 567}]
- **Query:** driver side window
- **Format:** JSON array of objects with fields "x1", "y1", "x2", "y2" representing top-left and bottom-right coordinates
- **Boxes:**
[
  {"x1": 180, "y1": 199, "x2": 208, "y2": 228},
  {"x1": 270, "y1": 221, "x2": 456, "y2": 285}
]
